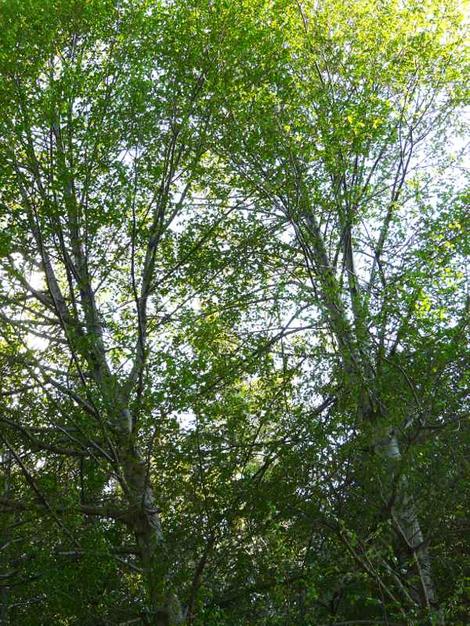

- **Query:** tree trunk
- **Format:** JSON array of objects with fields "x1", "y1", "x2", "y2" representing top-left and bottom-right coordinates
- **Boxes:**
[
  {"x1": 120, "y1": 438, "x2": 184, "y2": 626},
  {"x1": 377, "y1": 430, "x2": 436, "y2": 609}
]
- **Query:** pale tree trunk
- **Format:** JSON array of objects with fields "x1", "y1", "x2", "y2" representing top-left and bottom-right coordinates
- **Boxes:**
[
  {"x1": 295, "y1": 206, "x2": 438, "y2": 614},
  {"x1": 30, "y1": 215, "x2": 184, "y2": 622},
  {"x1": 118, "y1": 433, "x2": 184, "y2": 626},
  {"x1": 377, "y1": 430, "x2": 436, "y2": 609}
]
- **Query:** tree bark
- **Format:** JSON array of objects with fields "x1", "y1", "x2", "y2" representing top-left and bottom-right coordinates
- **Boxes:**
[
  {"x1": 119, "y1": 437, "x2": 184, "y2": 626},
  {"x1": 377, "y1": 430, "x2": 436, "y2": 608}
]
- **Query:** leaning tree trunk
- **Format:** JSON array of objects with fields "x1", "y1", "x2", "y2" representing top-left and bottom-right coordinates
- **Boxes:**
[
  {"x1": 297, "y1": 211, "x2": 438, "y2": 613},
  {"x1": 116, "y1": 421, "x2": 184, "y2": 626},
  {"x1": 377, "y1": 429, "x2": 436, "y2": 609}
]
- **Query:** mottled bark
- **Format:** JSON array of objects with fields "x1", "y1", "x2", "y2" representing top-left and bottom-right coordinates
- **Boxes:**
[
  {"x1": 377, "y1": 430, "x2": 436, "y2": 608},
  {"x1": 120, "y1": 437, "x2": 183, "y2": 626}
]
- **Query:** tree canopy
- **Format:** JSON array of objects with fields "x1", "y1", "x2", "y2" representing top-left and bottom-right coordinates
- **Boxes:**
[{"x1": 0, "y1": 1, "x2": 468, "y2": 625}]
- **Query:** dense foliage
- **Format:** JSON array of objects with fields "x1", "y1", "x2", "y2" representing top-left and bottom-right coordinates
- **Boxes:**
[{"x1": 0, "y1": 1, "x2": 468, "y2": 624}]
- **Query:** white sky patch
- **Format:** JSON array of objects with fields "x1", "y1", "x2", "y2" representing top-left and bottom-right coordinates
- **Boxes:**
[
  {"x1": 23, "y1": 269, "x2": 50, "y2": 351},
  {"x1": 27, "y1": 268, "x2": 45, "y2": 290},
  {"x1": 25, "y1": 333, "x2": 49, "y2": 352},
  {"x1": 177, "y1": 409, "x2": 197, "y2": 431}
]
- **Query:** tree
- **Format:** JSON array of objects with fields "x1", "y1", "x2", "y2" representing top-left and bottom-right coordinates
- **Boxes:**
[
  {"x1": 0, "y1": 1, "x2": 468, "y2": 625},
  {"x1": 207, "y1": 0, "x2": 468, "y2": 620}
]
